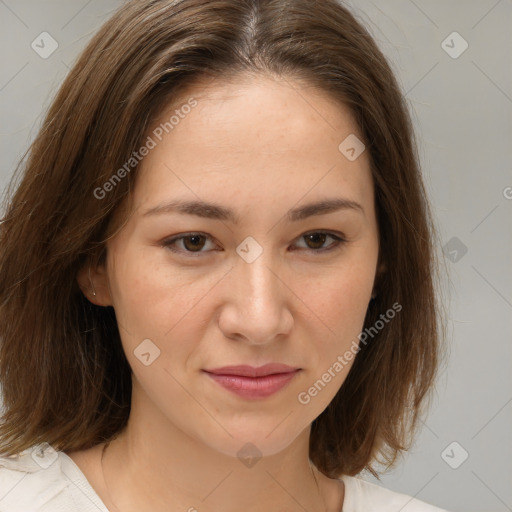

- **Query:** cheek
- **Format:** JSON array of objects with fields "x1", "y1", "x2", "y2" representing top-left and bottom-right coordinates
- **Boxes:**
[
  {"x1": 303, "y1": 267, "x2": 375, "y2": 387},
  {"x1": 298, "y1": 270, "x2": 372, "y2": 406},
  {"x1": 313, "y1": 262, "x2": 374, "y2": 332},
  {"x1": 107, "y1": 245, "x2": 219, "y2": 356}
]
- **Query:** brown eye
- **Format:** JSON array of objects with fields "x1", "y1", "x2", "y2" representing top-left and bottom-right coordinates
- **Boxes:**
[
  {"x1": 294, "y1": 231, "x2": 346, "y2": 252},
  {"x1": 182, "y1": 234, "x2": 207, "y2": 252},
  {"x1": 163, "y1": 233, "x2": 216, "y2": 255},
  {"x1": 304, "y1": 232, "x2": 328, "y2": 250}
]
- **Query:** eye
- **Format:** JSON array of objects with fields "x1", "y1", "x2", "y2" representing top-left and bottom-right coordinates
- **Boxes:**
[
  {"x1": 162, "y1": 231, "x2": 346, "y2": 256},
  {"x1": 163, "y1": 233, "x2": 217, "y2": 255},
  {"x1": 292, "y1": 231, "x2": 346, "y2": 252}
]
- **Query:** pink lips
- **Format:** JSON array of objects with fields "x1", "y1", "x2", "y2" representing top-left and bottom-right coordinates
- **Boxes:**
[{"x1": 203, "y1": 364, "x2": 301, "y2": 399}]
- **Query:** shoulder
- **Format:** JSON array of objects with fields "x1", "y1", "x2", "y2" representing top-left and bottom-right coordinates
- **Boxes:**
[
  {"x1": 0, "y1": 442, "x2": 108, "y2": 512},
  {"x1": 341, "y1": 474, "x2": 450, "y2": 512}
]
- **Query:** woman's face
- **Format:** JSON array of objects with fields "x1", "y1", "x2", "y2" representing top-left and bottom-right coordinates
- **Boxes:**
[{"x1": 94, "y1": 74, "x2": 380, "y2": 457}]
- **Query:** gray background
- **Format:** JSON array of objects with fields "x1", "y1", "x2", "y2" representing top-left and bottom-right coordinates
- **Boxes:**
[{"x1": 0, "y1": 1, "x2": 511, "y2": 511}]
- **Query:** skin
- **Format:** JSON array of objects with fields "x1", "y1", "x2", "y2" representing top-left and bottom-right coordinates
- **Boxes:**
[{"x1": 71, "y1": 73, "x2": 382, "y2": 512}]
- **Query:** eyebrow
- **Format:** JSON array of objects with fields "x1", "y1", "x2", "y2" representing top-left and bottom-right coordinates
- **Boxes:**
[{"x1": 142, "y1": 197, "x2": 364, "y2": 223}]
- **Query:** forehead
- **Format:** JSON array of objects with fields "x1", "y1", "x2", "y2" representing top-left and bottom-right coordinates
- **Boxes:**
[
  {"x1": 133, "y1": 74, "x2": 373, "y2": 216},
  {"x1": 163, "y1": 73, "x2": 362, "y2": 148}
]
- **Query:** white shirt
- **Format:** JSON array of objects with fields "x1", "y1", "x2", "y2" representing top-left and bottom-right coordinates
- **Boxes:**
[{"x1": 0, "y1": 443, "x2": 449, "y2": 511}]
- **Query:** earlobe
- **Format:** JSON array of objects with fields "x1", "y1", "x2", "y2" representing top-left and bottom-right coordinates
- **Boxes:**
[
  {"x1": 377, "y1": 259, "x2": 387, "y2": 276},
  {"x1": 371, "y1": 260, "x2": 387, "y2": 300},
  {"x1": 76, "y1": 261, "x2": 113, "y2": 306},
  {"x1": 88, "y1": 265, "x2": 97, "y2": 297}
]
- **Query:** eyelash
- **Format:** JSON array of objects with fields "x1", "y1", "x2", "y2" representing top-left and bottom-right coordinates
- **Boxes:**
[{"x1": 161, "y1": 231, "x2": 347, "y2": 257}]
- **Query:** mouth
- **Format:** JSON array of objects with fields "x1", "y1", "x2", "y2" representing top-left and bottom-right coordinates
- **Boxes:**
[
  {"x1": 204, "y1": 363, "x2": 300, "y2": 377},
  {"x1": 202, "y1": 364, "x2": 301, "y2": 399}
]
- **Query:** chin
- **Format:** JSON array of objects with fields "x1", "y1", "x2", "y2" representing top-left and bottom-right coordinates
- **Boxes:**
[
  {"x1": 196, "y1": 420, "x2": 308, "y2": 461},
  {"x1": 211, "y1": 437, "x2": 294, "y2": 461}
]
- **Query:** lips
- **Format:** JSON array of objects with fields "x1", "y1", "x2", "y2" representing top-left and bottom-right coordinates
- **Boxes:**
[
  {"x1": 203, "y1": 363, "x2": 299, "y2": 378},
  {"x1": 202, "y1": 364, "x2": 301, "y2": 399}
]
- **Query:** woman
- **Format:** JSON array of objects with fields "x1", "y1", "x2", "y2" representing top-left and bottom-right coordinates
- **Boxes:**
[{"x1": 0, "y1": 0, "x2": 448, "y2": 510}]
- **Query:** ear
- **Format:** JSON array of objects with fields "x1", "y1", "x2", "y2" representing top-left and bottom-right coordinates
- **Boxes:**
[
  {"x1": 371, "y1": 260, "x2": 387, "y2": 298},
  {"x1": 376, "y1": 260, "x2": 387, "y2": 276},
  {"x1": 76, "y1": 259, "x2": 113, "y2": 307}
]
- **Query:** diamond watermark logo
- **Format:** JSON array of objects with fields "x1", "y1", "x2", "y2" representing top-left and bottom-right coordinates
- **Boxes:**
[
  {"x1": 441, "y1": 441, "x2": 469, "y2": 469},
  {"x1": 31, "y1": 32, "x2": 59, "y2": 59},
  {"x1": 134, "y1": 338, "x2": 161, "y2": 366},
  {"x1": 338, "y1": 134, "x2": 365, "y2": 161},
  {"x1": 237, "y1": 442, "x2": 262, "y2": 468},
  {"x1": 236, "y1": 236, "x2": 263, "y2": 263},
  {"x1": 443, "y1": 236, "x2": 468, "y2": 263},
  {"x1": 31, "y1": 442, "x2": 58, "y2": 469},
  {"x1": 441, "y1": 31, "x2": 468, "y2": 59}
]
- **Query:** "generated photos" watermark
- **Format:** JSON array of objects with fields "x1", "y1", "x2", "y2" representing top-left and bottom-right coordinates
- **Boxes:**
[{"x1": 297, "y1": 302, "x2": 402, "y2": 404}]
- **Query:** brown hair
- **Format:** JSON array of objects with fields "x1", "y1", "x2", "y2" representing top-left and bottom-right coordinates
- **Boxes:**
[{"x1": 0, "y1": 0, "x2": 445, "y2": 477}]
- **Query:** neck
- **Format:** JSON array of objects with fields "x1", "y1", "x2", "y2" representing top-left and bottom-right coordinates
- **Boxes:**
[{"x1": 99, "y1": 387, "x2": 335, "y2": 512}]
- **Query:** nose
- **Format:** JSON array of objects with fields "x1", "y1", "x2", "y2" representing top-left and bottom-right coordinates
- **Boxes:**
[{"x1": 217, "y1": 244, "x2": 294, "y2": 346}]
